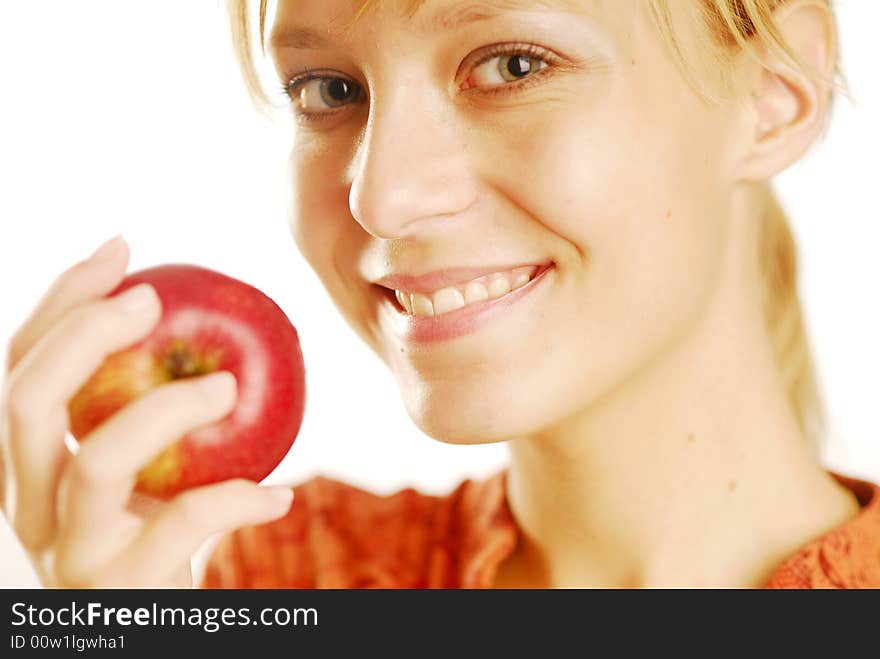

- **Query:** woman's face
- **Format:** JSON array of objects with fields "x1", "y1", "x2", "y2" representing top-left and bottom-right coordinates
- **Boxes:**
[{"x1": 270, "y1": 0, "x2": 742, "y2": 443}]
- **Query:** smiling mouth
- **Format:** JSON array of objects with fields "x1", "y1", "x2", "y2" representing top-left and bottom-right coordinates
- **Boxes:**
[{"x1": 382, "y1": 263, "x2": 552, "y2": 317}]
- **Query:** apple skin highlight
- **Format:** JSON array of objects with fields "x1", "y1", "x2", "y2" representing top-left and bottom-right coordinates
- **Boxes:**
[{"x1": 67, "y1": 264, "x2": 307, "y2": 499}]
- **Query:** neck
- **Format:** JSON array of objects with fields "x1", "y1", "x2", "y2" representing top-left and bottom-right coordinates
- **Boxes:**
[{"x1": 500, "y1": 198, "x2": 859, "y2": 588}]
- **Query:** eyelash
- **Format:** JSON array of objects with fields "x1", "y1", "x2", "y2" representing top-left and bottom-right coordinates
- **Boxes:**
[
  {"x1": 461, "y1": 43, "x2": 557, "y2": 96},
  {"x1": 278, "y1": 42, "x2": 560, "y2": 123}
]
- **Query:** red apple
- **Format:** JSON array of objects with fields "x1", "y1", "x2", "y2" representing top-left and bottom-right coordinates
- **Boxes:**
[{"x1": 67, "y1": 264, "x2": 306, "y2": 499}]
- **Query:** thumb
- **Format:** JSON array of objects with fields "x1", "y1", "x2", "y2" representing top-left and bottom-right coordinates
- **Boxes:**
[{"x1": 117, "y1": 480, "x2": 293, "y2": 586}]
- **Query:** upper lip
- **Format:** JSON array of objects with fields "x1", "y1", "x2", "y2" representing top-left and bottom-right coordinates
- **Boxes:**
[{"x1": 373, "y1": 262, "x2": 553, "y2": 293}]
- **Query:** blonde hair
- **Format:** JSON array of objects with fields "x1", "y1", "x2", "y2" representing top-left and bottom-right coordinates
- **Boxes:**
[{"x1": 225, "y1": 0, "x2": 836, "y2": 449}]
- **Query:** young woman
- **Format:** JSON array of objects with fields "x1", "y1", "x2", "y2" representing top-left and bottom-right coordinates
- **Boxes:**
[{"x1": 2, "y1": 0, "x2": 878, "y2": 588}]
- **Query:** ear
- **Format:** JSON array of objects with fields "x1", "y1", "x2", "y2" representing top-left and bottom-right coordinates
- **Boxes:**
[{"x1": 735, "y1": 0, "x2": 836, "y2": 181}]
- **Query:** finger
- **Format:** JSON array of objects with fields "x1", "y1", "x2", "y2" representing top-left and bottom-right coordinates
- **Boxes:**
[
  {"x1": 5, "y1": 284, "x2": 161, "y2": 549},
  {"x1": 113, "y1": 481, "x2": 293, "y2": 586},
  {"x1": 126, "y1": 491, "x2": 167, "y2": 519},
  {"x1": 5, "y1": 235, "x2": 129, "y2": 373},
  {"x1": 60, "y1": 372, "x2": 239, "y2": 533}
]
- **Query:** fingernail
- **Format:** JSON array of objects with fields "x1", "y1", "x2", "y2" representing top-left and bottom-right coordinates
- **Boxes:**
[
  {"x1": 90, "y1": 235, "x2": 125, "y2": 262},
  {"x1": 114, "y1": 283, "x2": 157, "y2": 312},
  {"x1": 267, "y1": 486, "x2": 294, "y2": 509},
  {"x1": 196, "y1": 371, "x2": 237, "y2": 398}
]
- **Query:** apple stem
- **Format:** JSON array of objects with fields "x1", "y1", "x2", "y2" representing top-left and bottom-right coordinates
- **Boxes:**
[{"x1": 164, "y1": 345, "x2": 207, "y2": 379}]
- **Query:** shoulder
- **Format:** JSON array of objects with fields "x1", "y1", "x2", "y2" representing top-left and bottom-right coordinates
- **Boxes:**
[
  {"x1": 201, "y1": 472, "x2": 512, "y2": 589},
  {"x1": 765, "y1": 472, "x2": 880, "y2": 589}
]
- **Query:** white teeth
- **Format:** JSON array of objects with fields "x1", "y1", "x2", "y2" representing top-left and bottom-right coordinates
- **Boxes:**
[
  {"x1": 391, "y1": 265, "x2": 544, "y2": 317},
  {"x1": 487, "y1": 276, "x2": 511, "y2": 299},
  {"x1": 510, "y1": 272, "x2": 530, "y2": 290},
  {"x1": 463, "y1": 281, "x2": 490, "y2": 304},
  {"x1": 411, "y1": 292, "x2": 434, "y2": 317},
  {"x1": 432, "y1": 286, "x2": 465, "y2": 315},
  {"x1": 395, "y1": 289, "x2": 412, "y2": 313}
]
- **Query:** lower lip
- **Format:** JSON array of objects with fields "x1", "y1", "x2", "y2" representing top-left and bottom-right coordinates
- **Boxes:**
[{"x1": 378, "y1": 264, "x2": 555, "y2": 344}]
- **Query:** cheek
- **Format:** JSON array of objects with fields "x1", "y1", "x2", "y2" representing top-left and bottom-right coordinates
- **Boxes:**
[
  {"x1": 285, "y1": 145, "x2": 375, "y2": 323},
  {"x1": 475, "y1": 86, "x2": 728, "y2": 390},
  {"x1": 498, "y1": 104, "x2": 722, "y2": 283},
  {"x1": 286, "y1": 146, "x2": 340, "y2": 269},
  {"x1": 285, "y1": 139, "x2": 392, "y2": 361},
  {"x1": 286, "y1": 141, "x2": 367, "y2": 291}
]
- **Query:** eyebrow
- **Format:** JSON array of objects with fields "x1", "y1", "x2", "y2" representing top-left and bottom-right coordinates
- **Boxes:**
[{"x1": 269, "y1": 0, "x2": 591, "y2": 51}]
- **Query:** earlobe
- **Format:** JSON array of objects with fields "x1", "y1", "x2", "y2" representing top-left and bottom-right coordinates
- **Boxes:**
[{"x1": 736, "y1": 1, "x2": 836, "y2": 182}]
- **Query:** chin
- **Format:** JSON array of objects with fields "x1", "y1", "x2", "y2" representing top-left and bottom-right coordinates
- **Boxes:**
[{"x1": 397, "y1": 378, "x2": 546, "y2": 446}]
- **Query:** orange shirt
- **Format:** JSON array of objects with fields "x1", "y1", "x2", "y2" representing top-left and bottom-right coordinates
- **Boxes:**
[{"x1": 202, "y1": 471, "x2": 880, "y2": 589}]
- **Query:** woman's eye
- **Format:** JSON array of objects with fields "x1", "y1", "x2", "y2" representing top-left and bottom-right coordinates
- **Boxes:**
[
  {"x1": 290, "y1": 76, "x2": 363, "y2": 111},
  {"x1": 464, "y1": 53, "x2": 549, "y2": 89},
  {"x1": 283, "y1": 47, "x2": 554, "y2": 118}
]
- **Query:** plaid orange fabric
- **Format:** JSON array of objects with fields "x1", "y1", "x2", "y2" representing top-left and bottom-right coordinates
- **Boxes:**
[{"x1": 202, "y1": 471, "x2": 880, "y2": 589}]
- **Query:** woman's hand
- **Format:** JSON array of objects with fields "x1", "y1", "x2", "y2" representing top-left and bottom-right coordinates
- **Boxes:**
[{"x1": 0, "y1": 236, "x2": 294, "y2": 587}]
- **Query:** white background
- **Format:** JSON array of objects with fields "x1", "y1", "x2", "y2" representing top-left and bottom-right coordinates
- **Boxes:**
[{"x1": 0, "y1": 1, "x2": 877, "y2": 587}]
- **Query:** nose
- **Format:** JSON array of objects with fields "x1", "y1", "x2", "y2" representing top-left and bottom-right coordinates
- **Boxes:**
[{"x1": 348, "y1": 75, "x2": 478, "y2": 239}]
